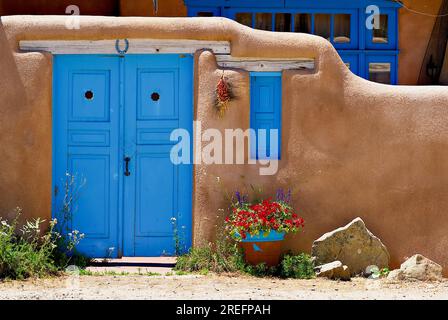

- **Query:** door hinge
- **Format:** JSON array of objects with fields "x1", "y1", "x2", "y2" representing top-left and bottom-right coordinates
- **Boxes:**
[{"x1": 54, "y1": 185, "x2": 59, "y2": 197}]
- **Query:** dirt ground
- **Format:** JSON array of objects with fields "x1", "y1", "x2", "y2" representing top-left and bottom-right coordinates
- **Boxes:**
[{"x1": 1, "y1": 274, "x2": 448, "y2": 300}]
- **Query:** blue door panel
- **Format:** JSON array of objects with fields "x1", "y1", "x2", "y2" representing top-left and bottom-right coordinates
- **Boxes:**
[
  {"x1": 54, "y1": 55, "x2": 120, "y2": 258},
  {"x1": 70, "y1": 71, "x2": 111, "y2": 122},
  {"x1": 123, "y1": 55, "x2": 193, "y2": 257},
  {"x1": 53, "y1": 54, "x2": 193, "y2": 258},
  {"x1": 134, "y1": 146, "x2": 179, "y2": 256},
  {"x1": 137, "y1": 69, "x2": 178, "y2": 120},
  {"x1": 69, "y1": 153, "x2": 110, "y2": 237},
  {"x1": 68, "y1": 130, "x2": 110, "y2": 147},
  {"x1": 135, "y1": 152, "x2": 176, "y2": 237}
]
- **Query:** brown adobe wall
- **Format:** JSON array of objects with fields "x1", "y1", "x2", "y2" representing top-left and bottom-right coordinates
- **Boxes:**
[{"x1": 1, "y1": 16, "x2": 448, "y2": 274}]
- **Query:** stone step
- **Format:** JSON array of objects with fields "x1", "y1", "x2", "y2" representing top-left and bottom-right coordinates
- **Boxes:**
[{"x1": 86, "y1": 257, "x2": 177, "y2": 275}]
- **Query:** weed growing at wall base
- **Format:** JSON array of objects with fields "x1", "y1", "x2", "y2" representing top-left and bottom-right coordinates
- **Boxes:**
[
  {"x1": 0, "y1": 208, "x2": 89, "y2": 280},
  {"x1": 0, "y1": 208, "x2": 58, "y2": 279},
  {"x1": 175, "y1": 242, "x2": 315, "y2": 279}
]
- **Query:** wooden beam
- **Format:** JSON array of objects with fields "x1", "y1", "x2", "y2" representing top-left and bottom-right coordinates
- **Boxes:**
[
  {"x1": 215, "y1": 55, "x2": 314, "y2": 72},
  {"x1": 19, "y1": 39, "x2": 231, "y2": 54}
]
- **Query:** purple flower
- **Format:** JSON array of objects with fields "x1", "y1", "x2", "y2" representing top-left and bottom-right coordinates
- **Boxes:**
[
  {"x1": 285, "y1": 189, "x2": 291, "y2": 203},
  {"x1": 276, "y1": 188, "x2": 284, "y2": 202},
  {"x1": 235, "y1": 191, "x2": 241, "y2": 204},
  {"x1": 235, "y1": 191, "x2": 248, "y2": 207}
]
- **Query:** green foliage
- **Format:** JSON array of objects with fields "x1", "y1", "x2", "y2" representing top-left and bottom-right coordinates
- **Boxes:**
[
  {"x1": 371, "y1": 267, "x2": 390, "y2": 278},
  {"x1": 242, "y1": 263, "x2": 277, "y2": 277},
  {"x1": 279, "y1": 253, "x2": 315, "y2": 279},
  {"x1": 175, "y1": 237, "x2": 315, "y2": 279},
  {"x1": 79, "y1": 269, "x2": 145, "y2": 276},
  {"x1": 175, "y1": 239, "x2": 246, "y2": 274},
  {"x1": 198, "y1": 268, "x2": 209, "y2": 276},
  {"x1": 0, "y1": 207, "x2": 90, "y2": 280},
  {"x1": 0, "y1": 208, "x2": 59, "y2": 280},
  {"x1": 0, "y1": 209, "x2": 55, "y2": 279},
  {"x1": 379, "y1": 267, "x2": 390, "y2": 277}
]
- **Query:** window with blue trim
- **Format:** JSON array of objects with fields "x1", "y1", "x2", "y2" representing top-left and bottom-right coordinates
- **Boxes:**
[
  {"x1": 250, "y1": 72, "x2": 282, "y2": 160},
  {"x1": 185, "y1": 0, "x2": 400, "y2": 85}
]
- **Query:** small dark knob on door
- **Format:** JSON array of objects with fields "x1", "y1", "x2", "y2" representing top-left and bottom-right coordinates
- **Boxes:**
[{"x1": 124, "y1": 156, "x2": 131, "y2": 176}]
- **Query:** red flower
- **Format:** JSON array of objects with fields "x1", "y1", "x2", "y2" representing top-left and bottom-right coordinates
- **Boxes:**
[{"x1": 225, "y1": 196, "x2": 305, "y2": 241}]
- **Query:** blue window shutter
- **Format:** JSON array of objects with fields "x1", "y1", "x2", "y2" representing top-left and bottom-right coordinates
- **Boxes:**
[{"x1": 250, "y1": 73, "x2": 282, "y2": 160}]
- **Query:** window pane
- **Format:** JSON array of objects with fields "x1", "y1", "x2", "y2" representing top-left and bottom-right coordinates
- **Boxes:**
[
  {"x1": 373, "y1": 14, "x2": 388, "y2": 43},
  {"x1": 334, "y1": 14, "x2": 351, "y2": 43},
  {"x1": 369, "y1": 63, "x2": 391, "y2": 84},
  {"x1": 314, "y1": 14, "x2": 331, "y2": 40},
  {"x1": 275, "y1": 13, "x2": 291, "y2": 32},
  {"x1": 294, "y1": 13, "x2": 311, "y2": 33},
  {"x1": 197, "y1": 12, "x2": 214, "y2": 17},
  {"x1": 236, "y1": 13, "x2": 252, "y2": 27},
  {"x1": 255, "y1": 13, "x2": 272, "y2": 31}
]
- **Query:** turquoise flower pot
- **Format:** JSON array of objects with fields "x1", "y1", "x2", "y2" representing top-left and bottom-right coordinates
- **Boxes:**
[
  {"x1": 239, "y1": 230, "x2": 286, "y2": 266},
  {"x1": 241, "y1": 230, "x2": 285, "y2": 242}
]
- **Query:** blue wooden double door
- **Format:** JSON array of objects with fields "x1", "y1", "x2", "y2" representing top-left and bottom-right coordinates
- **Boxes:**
[{"x1": 53, "y1": 55, "x2": 193, "y2": 257}]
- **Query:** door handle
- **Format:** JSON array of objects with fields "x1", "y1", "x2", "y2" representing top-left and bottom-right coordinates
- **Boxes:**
[{"x1": 124, "y1": 156, "x2": 131, "y2": 176}]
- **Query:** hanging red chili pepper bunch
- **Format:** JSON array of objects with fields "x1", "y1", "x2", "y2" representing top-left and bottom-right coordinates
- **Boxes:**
[{"x1": 215, "y1": 72, "x2": 231, "y2": 117}]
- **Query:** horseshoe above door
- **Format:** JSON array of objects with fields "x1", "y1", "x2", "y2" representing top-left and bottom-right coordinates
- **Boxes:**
[{"x1": 115, "y1": 39, "x2": 129, "y2": 56}]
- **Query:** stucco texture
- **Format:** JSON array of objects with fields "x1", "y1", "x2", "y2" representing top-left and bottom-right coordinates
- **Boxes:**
[{"x1": 1, "y1": 16, "x2": 448, "y2": 274}]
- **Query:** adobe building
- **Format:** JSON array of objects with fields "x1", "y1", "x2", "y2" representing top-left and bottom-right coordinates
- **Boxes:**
[{"x1": 1, "y1": 3, "x2": 448, "y2": 273}]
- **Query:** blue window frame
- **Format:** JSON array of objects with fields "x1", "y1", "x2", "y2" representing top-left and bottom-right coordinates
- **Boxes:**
[
  {"x1": 225, "y1": 8, "x2": 358, "y2": 49},
  {"x1": 365, "y1": 54, "x2": 397, "y2": 85},
  {"x1": 339, "y1": 53, "x2": 360, "y2": 75},
  {"x1": 185, "y1": 0, "x2": 400, "y2": 85},
  {"x1": 250, "y1": 72, "x2": 282, "y2": 160},
  {"x1": 188, "y1": 6, "x2": 221, "y2": 17},
  {"x1": 365, "y1": 8, "x2": 397, "y2": 50}
]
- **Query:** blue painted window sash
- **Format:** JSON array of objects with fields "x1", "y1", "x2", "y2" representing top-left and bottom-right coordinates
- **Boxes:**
[
  {"x1": 186, "y1": 1, "x2": 398, "y2": 51},
  {"x1": 185, "y1": 0, "x2": 401, "y2": 9},
  {"x1": 225, "y1": 8, "x2": 359, "y2": 49},
  {"x1": 339, "y1": 51, "x2": 398, "y2": 84},
  {"x1": 187, "y1": 6, "x2": 221, "y2": 17},
  {"x1": 185, "y1": 0, "x2": 400, "y2": 84},
  {"x1": 250, "y1": 72, "x2": 282, "y2": 160},
  {"x1": 365, "y1": 7, "x2": 397, "y2": 50},
  {"x1": 339, "y1": 53, "x2": 360, "y2": 75},
  {"x1": 365, "y1": 54, "x2": 397, "y2": 85}
]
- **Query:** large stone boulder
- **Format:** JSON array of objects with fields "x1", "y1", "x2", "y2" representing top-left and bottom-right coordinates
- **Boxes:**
[
  {"x1": 387, "y1": 254, "x2": 443, "y2": 281},
  {"x1": 311, "y1": 217, "x2": 390, "y2": 276},
  {"x1": 315, "y1": 261, "x2": 351, "y2": 281}
]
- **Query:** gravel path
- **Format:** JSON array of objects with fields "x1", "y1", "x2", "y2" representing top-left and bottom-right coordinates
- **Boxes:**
[{"x1": 1, "y1": 274, "x2": 448, "y2": 300}]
